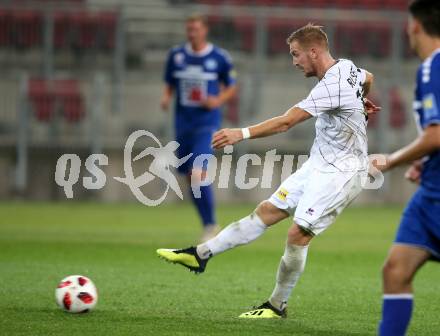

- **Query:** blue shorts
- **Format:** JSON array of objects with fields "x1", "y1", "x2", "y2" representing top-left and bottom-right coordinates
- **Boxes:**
[
  {"x1": 176, "y1": 129, "x2": 214, "y2": 174},
  {"x1": 395, "y1": 188, "x2": 440, "y2": 261}
]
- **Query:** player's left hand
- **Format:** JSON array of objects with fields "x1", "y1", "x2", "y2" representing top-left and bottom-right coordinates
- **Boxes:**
[
  {"x1": 370, "y1": 154, "x2": 390, "y2": 172},
  {"x1": 212, "y1": 128, "x2": 242, "y2": 149},
  {"x1": 404, "y1": 160, "x2": 423, "y2": 184},
  {"x1": 202, "y1": 96, "x2": 222, "y2": 110},
  {"x1": 364, "y1": 98, "x2": 381, "y2": 116}
]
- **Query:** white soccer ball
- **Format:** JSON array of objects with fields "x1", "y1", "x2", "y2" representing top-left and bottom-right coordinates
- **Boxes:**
[{"x1": 55, "y1": 275, "x2": 98, "y2": 313}]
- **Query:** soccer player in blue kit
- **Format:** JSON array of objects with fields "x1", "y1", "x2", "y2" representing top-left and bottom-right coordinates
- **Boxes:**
[
  {"x1": 160, "y1": 14, "x2": 237, "y2": 242},
  {"x1": 377, "y1": 1, "x2": 440, "y2": 335}
]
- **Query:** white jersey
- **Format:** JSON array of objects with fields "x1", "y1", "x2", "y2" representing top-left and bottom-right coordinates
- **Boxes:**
[{"x1": 296, "y1": 59, "x2": 369, "y2": 172}]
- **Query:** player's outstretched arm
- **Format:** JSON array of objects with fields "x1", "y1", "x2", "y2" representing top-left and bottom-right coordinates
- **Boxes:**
[
  {"x1": 212, "y1": 106, "x2": 312, "y2": 149},
  {"x1": 376, "y1": 124, "x2": 440, "y2": 172}
]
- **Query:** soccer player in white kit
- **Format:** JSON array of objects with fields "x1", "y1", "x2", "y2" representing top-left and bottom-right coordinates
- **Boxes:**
[{"x1": 157, "y1": 24, "x2": 380, "y2": 318}]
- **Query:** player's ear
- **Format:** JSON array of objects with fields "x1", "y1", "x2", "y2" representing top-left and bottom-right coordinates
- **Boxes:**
[
  {"x1": 410, "y1": 16, "x2": 422, "y2": 35},
  {"x1": 309, "y1": 47, "x2": 318, "y2": 59}
]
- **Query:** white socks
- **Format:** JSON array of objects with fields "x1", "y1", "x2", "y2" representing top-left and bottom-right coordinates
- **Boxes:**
[
  {"x1": 195, "y1": 213, "x2": 308, "y2": 311},
  {"x1": 196, "y1": 212, "x2": 267, "y2": 259},
  {"x1": 269, "y1": 243, "x2": 309, "y2": 310}
]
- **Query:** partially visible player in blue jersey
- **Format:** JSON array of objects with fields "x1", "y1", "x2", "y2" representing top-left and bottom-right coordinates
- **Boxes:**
[
  {"x1": 160, "y1": 14, "x2": 237, "y2": 242},
  {"x1": 377, "y1": 1, "x2": 440, "y2": 335}
]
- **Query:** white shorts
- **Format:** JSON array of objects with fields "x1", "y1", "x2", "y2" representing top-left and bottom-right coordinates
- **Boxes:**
[{"x1": 268, "y1": 160, "x2": 366, "y2": 236}]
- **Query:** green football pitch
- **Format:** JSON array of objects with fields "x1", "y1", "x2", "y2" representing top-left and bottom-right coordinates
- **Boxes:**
[{"x1": 1, "y1": 202, "x2": 439, "y2": 336}]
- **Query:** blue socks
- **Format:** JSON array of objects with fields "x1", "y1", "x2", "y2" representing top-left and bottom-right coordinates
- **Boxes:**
[
  {"x1": 379, "y1": 294, "x2": 413, "y2": 336},
  {"x1": 190, "y1": 185, "x2": 215, "y2": 227}
]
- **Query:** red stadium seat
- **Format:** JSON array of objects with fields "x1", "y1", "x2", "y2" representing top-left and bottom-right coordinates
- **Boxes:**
[
  {"x1": 0, "y1": 9, "x2": 11, "y2": 47},
  {"x1": 335, "y1": 22, "x2": 370, "y2": 57},
  {"x1": 307, "y1": 0, "x2": 330, "y2": 7},
  {"x1": 53, "y1": 79, "x2": 85, "y2": 123},
  {"x1": 0, "y1": 6, "x2": 115, "y2": 51},
  {"x1": 11, "y1": 9, "x2": 42, "y2": 48},
  {"x1": 52, "y1": 10, "x2": 116, "y2": 51},
  {"x1": 28, "y1": 78, "x2": 85, "y2": 123},
  {"x1": 28, "y1": 79, "x2": 55, "y2": 122},
  {"x1": 268, "y1": 18, "x2": 308, "y2": 54},
  {"x1": 333, "y1": 0, "x2": 359, "y2": 9},
  {"x1": 384, "y1": 0, "x2": 407, "y2": 10},
  {"x1": 356, "y1": 0, "x2": 382, "y2": 9},
  {"x1": 334, "y1": 21, "x2": 391, "y2": 58},
  {"x1": 95, "y1": 11, "x2": 117, "y2": 50},
  {"x1": 69, "y1": 11, "x2": 97, "y2": 49},
  {"x1": 233, "y1": 16, "x2": 255, "y2": 52},
  {"x1": 253, "y1": 0, "x2": 277, "y2": 6},
  {"x1": 369, "y1": 23, "x2": 392, "y2": 58},
  {"x1": 53, "y1": 11, "x2": 70, "y2": 49}
]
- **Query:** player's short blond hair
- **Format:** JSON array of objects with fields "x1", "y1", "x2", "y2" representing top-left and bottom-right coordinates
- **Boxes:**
[
  {"x1": 286, "y1": 23, "x2": 329, "y2": 50},
  {"x1": 186, "y1": 13, "x2": 208, "y2": 27}
]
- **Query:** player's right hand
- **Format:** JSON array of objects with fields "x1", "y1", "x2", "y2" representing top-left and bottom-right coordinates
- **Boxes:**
[
  {"x1": 364, "y1": 98, "x2": 381, "y2": 116},
  {"x1": 404, "y1": 160, "x2": 423, "y2": 184},
  {"x1": 212, "y1": 128, "x2": 242, "y2": 149},
  {"x1": 160, "y1": 95, "x2": 171, "y2": 111}
]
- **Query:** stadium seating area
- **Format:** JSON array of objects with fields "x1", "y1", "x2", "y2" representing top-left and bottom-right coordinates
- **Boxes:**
[
  {"x1": 194, "y1": 0, "x2": 410, "y2": 57},
  {"x1": 210, "y1": 17, "x2": 411, "y2": 57},
  {"x1": 28, "y1": 78, "x2": 84, "y2": 123},
  {"x1": 0, "y1": 2, "x2": 408, "y2": 57},
  {"x1": 195, "y1": 0, "x2": 408, "y2": 10},
  {"x1": 0, "y1": 7, "x2": 116, "y2": 50},
  {"x1": 0, "y1": 1, "x2": 410, "y2": 135}
]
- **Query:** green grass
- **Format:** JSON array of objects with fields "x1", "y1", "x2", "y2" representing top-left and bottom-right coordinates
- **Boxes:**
[{"x1": 0, "y1": 202, "x2": 439, "y2": 335}]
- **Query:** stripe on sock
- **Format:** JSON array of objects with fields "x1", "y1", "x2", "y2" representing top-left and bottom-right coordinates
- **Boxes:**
[{"x1": 383, "y1": 294, "x2": 413, "y2": 300}]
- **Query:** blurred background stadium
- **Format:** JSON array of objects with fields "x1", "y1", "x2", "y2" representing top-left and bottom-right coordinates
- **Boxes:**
[{"x1": 0, "y1": 0, "x2": 417, "y2": 204}]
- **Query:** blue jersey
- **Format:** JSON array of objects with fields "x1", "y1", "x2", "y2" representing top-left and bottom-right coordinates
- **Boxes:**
[
  {"x1": 414, "y1": 48, "x2": 440, "y2": 198},
  {"x1": 164, "y1": 43, "x2": 236, "y2": 136}
]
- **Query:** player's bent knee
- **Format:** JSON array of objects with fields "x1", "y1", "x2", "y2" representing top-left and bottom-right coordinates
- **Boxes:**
[
  {"x1": 255, "y1": 201, "x2": 288, "y2": 226},
  {"x1": 382, "y1": 259, "x2": 412, "y2": 286},
  {"x1": 287, "y1": 223, "x2": 313, "y2": 246}
]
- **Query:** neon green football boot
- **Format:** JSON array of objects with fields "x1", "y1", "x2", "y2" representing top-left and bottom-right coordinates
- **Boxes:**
[
  {"x1": 239, "y1": 301, "x2": 287, "y2": 319},
  {"x1": 156, "y1": 246, "x2": 208, "y2": 274}
]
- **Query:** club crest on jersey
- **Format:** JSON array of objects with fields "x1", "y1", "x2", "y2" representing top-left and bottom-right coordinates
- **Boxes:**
[
  {"x1": 204, "y1": 58, "x2": 217, "y2": 71},
  {"x1": 174, "y1": 52, "x2": 185, "y2": 66},
  {"x1": 276, "y1": 188, "x2": 288, "y2": 201}
]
